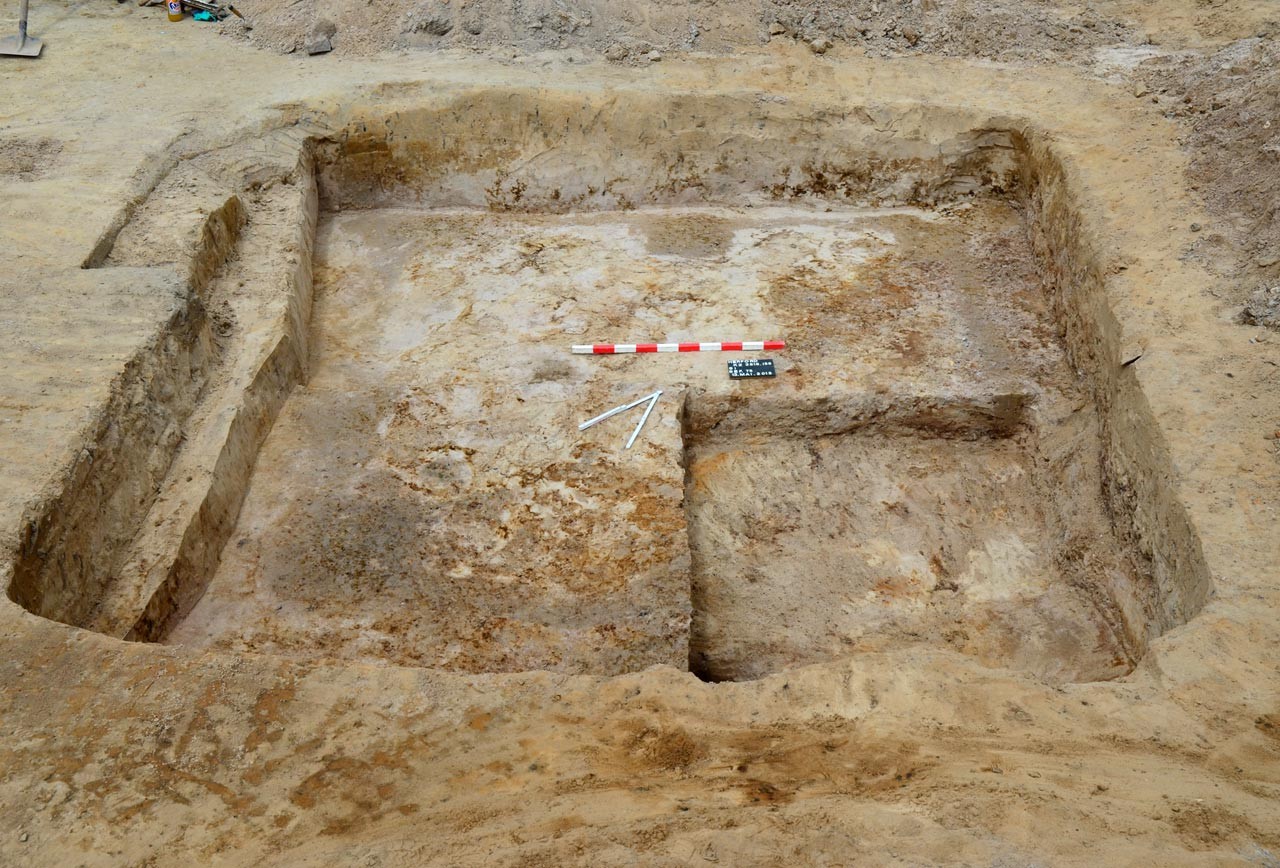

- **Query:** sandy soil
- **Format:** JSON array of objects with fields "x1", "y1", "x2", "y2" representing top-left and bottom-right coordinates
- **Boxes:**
[{"x1": 0, "y1": 0, "x2": 1278, "y2": 865}]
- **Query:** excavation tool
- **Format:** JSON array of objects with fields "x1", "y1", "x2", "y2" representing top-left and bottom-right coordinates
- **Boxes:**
[
  {"x1": 572, "y1": 340, "x2": 785, "y2": 354},
  {"x1": 579, "y1": 390, "x2": 662, "y2": 450},
  {"x1": 0, "y1": 0, "x2": 42, "y2": 58}
]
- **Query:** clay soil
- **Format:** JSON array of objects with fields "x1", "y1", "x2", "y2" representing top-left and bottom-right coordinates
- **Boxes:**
[{"x1": 1, "y1": 0, "x2": 1279, "y2": 866}]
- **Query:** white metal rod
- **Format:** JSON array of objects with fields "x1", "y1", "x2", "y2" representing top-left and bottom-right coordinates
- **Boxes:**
[
  {"x1": 625, "y1": 391, "x2": 661, "y2": 449},
  {"x1": 578, "y1": 391, "x2": 660, "y2": 431}
]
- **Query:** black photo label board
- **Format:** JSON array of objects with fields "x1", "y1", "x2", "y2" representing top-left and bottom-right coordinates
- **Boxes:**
[{"x1": 728, "y1": 358, "x2": 776, "y2": 379}]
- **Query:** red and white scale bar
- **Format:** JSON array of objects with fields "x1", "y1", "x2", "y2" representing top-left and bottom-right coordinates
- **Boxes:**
[{"x1": 572, "y1": 340, "x2": 786, "y2": 355}]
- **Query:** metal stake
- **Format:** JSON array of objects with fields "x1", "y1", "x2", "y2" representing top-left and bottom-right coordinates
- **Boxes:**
[
  {"x1": 625, "y1": 391, "x2": 660, "y2": 450},
  {"x1": 578, "y1": 390, "x2": 661, "y2": 431}
]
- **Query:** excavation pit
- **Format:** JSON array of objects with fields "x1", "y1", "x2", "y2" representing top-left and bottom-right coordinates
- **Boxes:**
[
  {"x1": 170, "y1": 199, "x2": 1148, "y2": 682},
  {"x1": 6, "y1": 94, "x2": 1211, "y2": 685}
]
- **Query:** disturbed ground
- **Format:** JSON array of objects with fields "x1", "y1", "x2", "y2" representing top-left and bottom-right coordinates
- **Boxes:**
[
  {"x1": 208, "y1": 0, "x2": 1276, "y2": 63},
  {"x1": 1138, "y1": 36, "x2": 1280, "y2": 327},
  {"x1": 0, "y1": 1, "x2": 1279, "y2": 866}
]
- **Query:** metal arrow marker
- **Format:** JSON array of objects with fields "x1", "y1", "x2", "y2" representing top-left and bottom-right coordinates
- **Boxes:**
[{"x1": 579, "y1": 390, "x2": 662, "y2": 450}]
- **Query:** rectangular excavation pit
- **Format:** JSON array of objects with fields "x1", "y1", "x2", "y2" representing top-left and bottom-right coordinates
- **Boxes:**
[
  {"x1": 152, "y1": 198, "x2": 1148, "y2": 681},
  {"x1": 5, "y1": 92, "x2": 1211, "y2": 683}
]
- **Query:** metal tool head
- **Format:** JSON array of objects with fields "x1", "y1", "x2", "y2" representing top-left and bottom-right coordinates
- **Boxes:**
[{"x1": 0, "y1": 34, "x2": 42, "y2": 57}]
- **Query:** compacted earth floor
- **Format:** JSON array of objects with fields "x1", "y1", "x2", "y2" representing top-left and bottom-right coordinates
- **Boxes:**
[{"x1": 167, "y1": 199, "x2": 1143, "y2": 683}]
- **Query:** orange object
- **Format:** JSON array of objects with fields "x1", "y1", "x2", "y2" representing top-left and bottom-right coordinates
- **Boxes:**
[{"x1": 167, "y1": 0, "x2": 183, "y2": 20}]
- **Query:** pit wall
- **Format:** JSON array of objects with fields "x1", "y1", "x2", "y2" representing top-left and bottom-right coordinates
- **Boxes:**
[
  {"x1": 4, "y1": 185, "x2": 245, "y2": 625},
  {"x1": 1015, "y1": 131, "x2": 1212, "y2": 635},
  {"x1": 6, "y1": 279, "x2": 216, "y2": 625},
  {"x1": 126, "y1": 165, "x2": 318, "y2": 642},
  {"x1": 314, "y1": 90, "x2": 1023, "y2": 211},
  {"x1": 3, "y1": 88, "x2": 1211, "y2": 667},
  {"x1": 5, "y1": 135, "x2": 319, "y2": 635}
]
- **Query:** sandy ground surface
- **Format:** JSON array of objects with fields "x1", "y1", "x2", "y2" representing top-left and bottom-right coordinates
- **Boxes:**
[{"x1": 0, "y1": 1, "x2": 1279, "y2": 866}]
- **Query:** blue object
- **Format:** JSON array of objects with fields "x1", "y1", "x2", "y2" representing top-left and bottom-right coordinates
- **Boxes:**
[{"x1": 193, "y1": 10, "x2": 216, "y2": 20}]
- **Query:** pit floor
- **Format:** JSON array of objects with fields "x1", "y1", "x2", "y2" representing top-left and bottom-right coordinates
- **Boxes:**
[{"x1": 168, "y1": 199, "x2": 1140, "y2": 681}]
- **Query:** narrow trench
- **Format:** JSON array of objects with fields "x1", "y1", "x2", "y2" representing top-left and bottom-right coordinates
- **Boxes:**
[{"x1": 680, "y1": 402, "x2": 725, "y2": 685}]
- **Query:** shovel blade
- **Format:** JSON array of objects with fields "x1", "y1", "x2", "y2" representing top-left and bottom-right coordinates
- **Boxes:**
[{"x1": 0, "y1": 35, "x2": 42, "y2": 57}]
